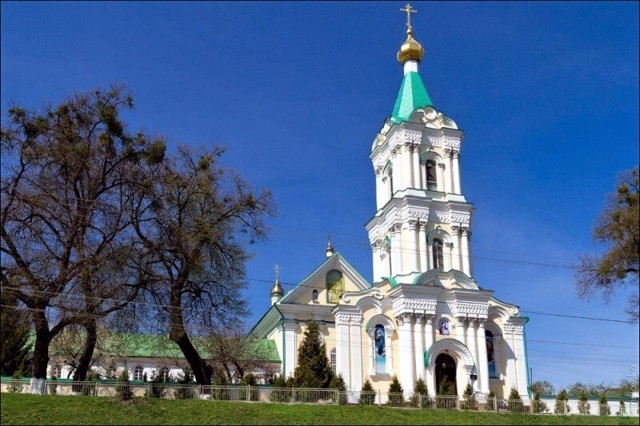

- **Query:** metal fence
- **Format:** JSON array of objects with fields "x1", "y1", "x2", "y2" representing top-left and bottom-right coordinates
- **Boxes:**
[{"x1": 1, "y1": 379, "x2": 638, "y2": 417}]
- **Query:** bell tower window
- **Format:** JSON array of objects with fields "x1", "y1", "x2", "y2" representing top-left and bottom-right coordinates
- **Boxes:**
[
  {"x1": 432, "y1": 238, "x2": 444, "y2": 270},
  {"x1": 426, "y1": 160, "x2": 437, "y2": 191}
]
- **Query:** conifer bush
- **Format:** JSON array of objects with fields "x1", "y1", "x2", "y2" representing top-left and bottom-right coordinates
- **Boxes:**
[
  {"x1": 461, "y1": 383, "x2": 477, "y2": 410},
  {"x1": 291, "y1": 321, "x2": 333, "y2": 389},
  {"x1": 359, "y1": 379, "x2": 375, "y2": 405},
  {"x1": 532, "y1": 392, "x2": 547, "y2": 413},
  {"x1": 175, "y1": 367, "x2": 195, "y2": 400},
  {"x1": 555, "y1": 389, "x2": 570, "y2": 414},
  {"x1": 239, "y1": 373, "x2": 259, "y2": 401},
  {"x1": 388, "y1": 375, "x2": 404, "y2": 406},
  {"x1": 270, "y1": 375, "x2": 292, "y2": 403},
  {"x1": 508, "y1": 387, "x2": 524, "y2": 412},
  {"x1": 329, "y1": 374, "x2": 347, "y2": 405},
  {"x1": 599, "y1": 394, "x2": 611, "y2": 416},
  {"x1": 616, "y1": 400, "x2": 626, "y2": 416},
  {"x1": 116, "y1": 369, "x2": 133, "y2": 401},
  {"x1": 437, "y1": 378, "x2": 455, "y2": 408},
  {"x1": 410, "y1": 378, "x2": 429, "y2": 408},
  {"x1": 147, "y1": 371, "x2": 166, "y2": 399},
  {"x1": 577, "y1": 390, "x2": 591, "y2": 415}
]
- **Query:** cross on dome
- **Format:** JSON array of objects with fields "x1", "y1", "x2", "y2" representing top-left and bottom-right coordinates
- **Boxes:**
[{"x1": 400, "y1": 3, "x2": 417, "y2": 33}]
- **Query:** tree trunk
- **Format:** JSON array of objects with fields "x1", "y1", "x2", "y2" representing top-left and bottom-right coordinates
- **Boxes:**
[
  {"x1": 30, "y1": 311, "x2": 52, "y2": 394},
  {"x1": 169, "y1": 286, "x2": 212, "y2": 386},
  {"x1": 72, "y1": 319, "x2": 97, "y2": 382}
]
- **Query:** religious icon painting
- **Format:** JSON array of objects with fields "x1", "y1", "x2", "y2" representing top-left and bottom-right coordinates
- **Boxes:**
[{"x1": 439, "y1": 319, "x2": 450, "y2": 335}]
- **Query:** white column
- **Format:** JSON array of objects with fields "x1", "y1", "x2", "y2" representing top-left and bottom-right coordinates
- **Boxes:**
[
  {"x1": 437, "y1": 163, "x2": 445, "y2": 192},
  {"x1": 371, "y1": 241, "x2": 380, "y2": 283},
  {"x1": 349, "y1": 316, "x2": 363, "y2": 392},
  {"x1": 390, "y1": 225, "x2": 402, "y2": 276},
  {"x1": 418, "y1": 224, "x2": 428, "y2": 272},
  {"x1": 466, "y1": 319, "x2": 478, "y2": 391},
  {"x1": 444, "y1": 149, "x2": 453, "y2": 194},
  {"x1": 477, "y1": 320, "x2": 490, "y2": 394},
  {"x1": 449, "y1": 239, "x2": 459, "y2": 272},
  {"x1": 407, "y1": 221, "x2": 418, "y2": 273},
  {"x1": 335, "y1": 317, "x2": 351, "y2": 389},
  {"x1": 513, "y1": 329, "x2": 529, "y2": 400},
  {"x1": 452, "y1": 150, "x2": 461, "y2": 194},
  {"x1": 456, "y1": 317, "x2": 466, "y2": 344},
  {"x1": 391, "y1": 149, "x2": 401, "y2": 192},
  {"x1": 397, "y1": 314, "x2": 415, "y2": 398},
  {"x1": 461, "y1": 229, "x2": 471, "y2": 275},
  {"x1": 284, "y1": 321, "x2": 297, "y2": 379},
  {"x1": 414, "y1": 315, "x2": 425, "y2": 381},
  {"x1": 505, "y1": 332, "x2": 517, "y2": 391},
  {"x1": 375, "y1": 168, "x2": 384, "y2": 209},
  {"x1": 420, "y1": 159, "x2": 427, "y2": 190},
  {"x1": 424, "y1": 316, "x2": 435, "y2": 393},
  {"x1": 412, "y1": 145, "x2": 421, "y2": 189},
  {"x1": 402, "y1": 144, "x2": 412, "y2": 190},
  {"x1": 452, "y1": 228, "x2": 461, "y2": 271}
]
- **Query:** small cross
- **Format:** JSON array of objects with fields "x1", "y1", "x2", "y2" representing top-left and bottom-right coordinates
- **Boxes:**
[
  {"x1": 273, "y1": 264, "x2": 281, "y2": 281},
  {"x1": 400, "y1": 3, "x2": 417, "y2": 30}
]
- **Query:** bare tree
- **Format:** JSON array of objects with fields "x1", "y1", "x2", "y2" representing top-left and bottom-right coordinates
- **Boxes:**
[
  {"x1": 576, "y1": 167, "x2": 639, "y2": 321},
  {"x1": 134, "y1": 146, "x2": 274, "y2": 385},
  {"x1": 1, "y1": 86, "x2": 164, "y2": 390}
]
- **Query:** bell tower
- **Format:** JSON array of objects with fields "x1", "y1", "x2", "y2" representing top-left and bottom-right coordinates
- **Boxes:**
[{"x1": 365, "y1": 4, "x2": 475, "y2": 284}]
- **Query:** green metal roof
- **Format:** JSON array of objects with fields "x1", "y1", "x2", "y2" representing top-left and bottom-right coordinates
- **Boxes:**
[
  {"x1": 391, "y1": 71, "x2": 433, "y2": 123},
  {"x1": 31, "y1": 332, "x2": 281, "y2": 364}
]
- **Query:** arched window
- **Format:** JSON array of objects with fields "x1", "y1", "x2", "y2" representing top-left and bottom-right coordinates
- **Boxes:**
[
  {"x1": 330, "y1": 348, "x2": 336, "y2": 373},
  {"x1": 312, "y1": 289, "x2": 319, "y2": 303},
  {"x1": 486, "y1": 330, "x2": 497, "y2": 378},
  {"x1": 426, "y1": 160, "x2": 437, "y2": 191},
  {"x1": 326, "y1": 270, "x2": 344, "y2": 303},
  {"x1": 374, "y1": 324, "x2": 386, "y2": 373},
  {"x1": 134, "y1": 366, "x2": 144, "y2": 381},
  {"x1": 159, "y1": 367, "x2": 170, "y2": 382},
  {"x1": 432, "y1": 238, "x2": 444, "y2": 270}
]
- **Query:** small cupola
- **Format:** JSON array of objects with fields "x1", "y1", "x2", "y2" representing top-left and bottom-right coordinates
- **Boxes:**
[{"x1": 270, "y1": 265, "x2": 284, "y2": 305}]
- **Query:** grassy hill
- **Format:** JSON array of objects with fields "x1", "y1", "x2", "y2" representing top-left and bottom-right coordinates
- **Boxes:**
[{"x1": 1, "y1": 394, "x2": 637, "y2": 425}]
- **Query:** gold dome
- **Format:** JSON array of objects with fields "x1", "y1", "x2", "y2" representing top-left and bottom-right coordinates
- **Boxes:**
[{"x1": 397, "y1": 29, "x2": 425, "y2": 64}]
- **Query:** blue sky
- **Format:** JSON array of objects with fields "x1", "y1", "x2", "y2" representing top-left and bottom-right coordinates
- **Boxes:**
[{"x1": 2, "y1": 1, "x2": 638, "y2": 390}]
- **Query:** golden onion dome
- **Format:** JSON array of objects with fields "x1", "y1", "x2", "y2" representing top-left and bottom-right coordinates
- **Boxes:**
[{"x1": 397, "y1": 29, "x2": 424, "y2": 64}]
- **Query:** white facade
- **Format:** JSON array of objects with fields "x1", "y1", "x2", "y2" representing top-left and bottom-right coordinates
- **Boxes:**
[{"x1": 252, "y1": 20, "x2": 531, "y2": 401}]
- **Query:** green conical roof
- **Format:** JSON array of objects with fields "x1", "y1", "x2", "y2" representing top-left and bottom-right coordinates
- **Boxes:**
[{"x1": 391, "y1": 71, "x2": 433, "y2": 123}]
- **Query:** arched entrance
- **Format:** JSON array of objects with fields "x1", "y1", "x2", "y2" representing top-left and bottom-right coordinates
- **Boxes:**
[{"x1": 435, "y1": 353, "x2": 457, "y2": 395}]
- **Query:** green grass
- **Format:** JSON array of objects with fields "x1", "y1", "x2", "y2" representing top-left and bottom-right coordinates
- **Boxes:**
[{"x1": 1, "y1": 394, "x2": 637, "y2": 425}]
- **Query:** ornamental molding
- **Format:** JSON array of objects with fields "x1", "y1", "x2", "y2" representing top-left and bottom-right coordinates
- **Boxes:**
[
  {"x1": 335, "y1": 312, "x2": 363, "y2": 326},
  {"x1": 426, "y1": 338, "x2": 475, "y2": 369},
  {"x1": 451, "y1": 213, "x2": 471, "y2": 224},
  {"x1": 428, "y1": 136, "x2": 461, "y2": 150},
  {"x1": 392, "y1": 298, "x2": 437, "y2": 317},
  {"x1": 365, "y1": 314, "x2": 395, "y2": 333},
  {"x1": 451, "y1": 302, "x2": 488, "y2": 318}
]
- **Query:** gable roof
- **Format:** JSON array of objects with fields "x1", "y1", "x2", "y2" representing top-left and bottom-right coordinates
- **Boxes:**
[{"x1": 277, "y1": 252, "x2": 370, "y2": 304}]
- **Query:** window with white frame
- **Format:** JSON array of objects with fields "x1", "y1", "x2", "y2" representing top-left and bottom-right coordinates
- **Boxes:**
[
  {"x1": 134, "y1": 366, "x2": 144, "y2": 381},
  {"x1": 330, "y1": 348, "x2": 336, "y2": 373},
  {"x1": 159, "y1": 367, "x2": 170, "y2": 382}
]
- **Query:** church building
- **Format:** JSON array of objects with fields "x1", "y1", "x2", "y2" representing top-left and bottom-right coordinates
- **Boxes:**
[{"x1": 250, "y1": 7, "x2": 530, "y2": 401}]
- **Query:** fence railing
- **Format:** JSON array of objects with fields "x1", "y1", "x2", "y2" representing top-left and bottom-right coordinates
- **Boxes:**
[{"x1": 1, "y1": 379, "x2": 638, "y2": 417}]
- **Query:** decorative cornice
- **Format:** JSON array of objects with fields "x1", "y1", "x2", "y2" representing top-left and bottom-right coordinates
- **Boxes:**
[{"x1": 450, "y1": 302, "x2": 488, "y2": 318}]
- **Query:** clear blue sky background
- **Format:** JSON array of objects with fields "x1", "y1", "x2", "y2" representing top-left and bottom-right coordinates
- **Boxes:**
[{"x1": 2, "y1": 1, "x2": 638, "y2": 391}]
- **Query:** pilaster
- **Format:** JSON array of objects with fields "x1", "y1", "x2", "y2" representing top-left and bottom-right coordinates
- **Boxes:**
[
  {"x1": 414, "y1": 315, "x2": 425, "y2": 380},
  {"x1": 476, "y1": 320, "x2": 490, "y2": 393}
]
